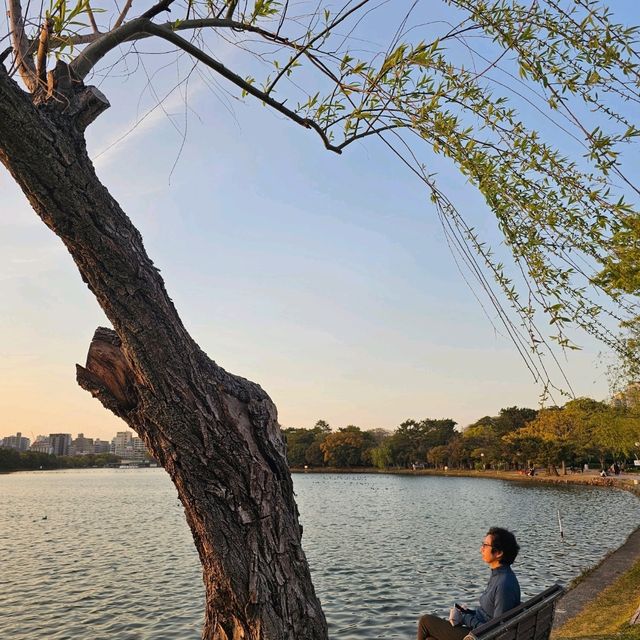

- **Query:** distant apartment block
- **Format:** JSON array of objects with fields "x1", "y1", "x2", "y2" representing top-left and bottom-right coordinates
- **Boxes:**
[
  {"x1": 131, "y1": 437, "x2": 147, "y2": 460},
  {"x1": 612, "y1": 382, "x2": 640, "y2": 410},
  {"x1": 1, "y1": 432, "x2": 30, "y2": 451},
  {"x1": 71, "y1": 433, "x2": 94, "y2": 456},
  {"x1": 49, "y1": 434, "x2": 72, "y2": 457},
  {"x1": 30, "y1": 436, "x2": 52, "y2": 455},
  {"x1": 93, "y1": 438, "x2": 111, "y2": 454},
  {"x1": 111, "y1": 431, "x2": 149, "y2": 460}
]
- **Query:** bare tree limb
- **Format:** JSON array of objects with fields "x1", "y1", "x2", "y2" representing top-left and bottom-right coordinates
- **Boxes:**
[
  {"x1": 225, "y1": 0, "x2": 238, "y2": 20},
  {"x1": 70, "y1": 15, "x2": 342, "y2": 152},
  {"x1": 50, "y1": 32, "x2": 103, "y2": 48},
  {"x1": 36, "y1": 18, "x2": 52, "y2": 87},
  {"x1": 7, "y1": 0, "x2": 37, "y2": 91},
  {"x1": 69, "y1": 17, "x2": 310, "y2": 79},
  {"x1": 142, "y1": 21, "x2": 342, "y2": 153},
  {"x1": 336, "y1": 123, "x2": 404, "y2": 151},
  {"x1": 140, "y1": 0, "x2": 176, "y2": 21},
  {"x1": 53, "y1": 17, "x2": 306, "y2": 51},
  {"x1": 86, "y1": 3, "x2": 99, "y2": 33},
  {"x1": 113, "y1": 0, "x2": 135, "y2": 29},
  {"x1": 70, "y1": 18, "x2": 147, "y2": 80}
]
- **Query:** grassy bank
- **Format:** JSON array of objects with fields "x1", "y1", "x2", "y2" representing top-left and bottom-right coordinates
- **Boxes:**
[{"x1": 553, "y1": 557, "x2": 640, "y2": 640}]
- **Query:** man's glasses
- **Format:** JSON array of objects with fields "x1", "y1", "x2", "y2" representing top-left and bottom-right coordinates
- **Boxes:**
[{"x1": 480, "y1": 543, "x2": 494, "y2": 549}]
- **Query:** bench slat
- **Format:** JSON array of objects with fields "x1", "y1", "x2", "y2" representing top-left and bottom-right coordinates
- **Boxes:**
[{"x1": 464, "y1": 584, "x2": 564, "y2": 640}]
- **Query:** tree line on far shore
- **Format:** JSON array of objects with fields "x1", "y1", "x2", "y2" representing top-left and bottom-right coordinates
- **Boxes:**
[
  {"x1": 283, "y1": 399, "x2": 640, "y2": 474},
  {"x1": 0, "y1": 449, "x2": 120, "y2": 472}
]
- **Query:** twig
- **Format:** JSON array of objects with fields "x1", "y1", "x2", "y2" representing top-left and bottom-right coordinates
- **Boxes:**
[
  {"x1": 69, "y1": 18, "x2": 309, "y2": 79},
  {"x1": 113, "y1": 0, "x2": 134, "y2": 29},
  {"x1": 7, "y1": 0, "x2": 37, "y2": 90},
  {"x1": 266, "y1": 0, "x2": 371, "y2": 95},
  {"x1": 225, "y1": 0, "x2": 238, "y2": 20},
  {"x1": 86, "y1": 3, "x2": 99, "y2": 33},
  {"x1": 36, "y1": 18, "x2": 52, "y2": 86},
  {"x1": 142, "y1": 22, "x2": 342, "y2": 153}
]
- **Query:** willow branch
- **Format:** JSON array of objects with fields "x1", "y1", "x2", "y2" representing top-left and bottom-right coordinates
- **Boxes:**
[
  {"x1": 225, "y1": 0, "x2": 238, "y2": 20},
  {"x1": 69, "y1": 17, "x2": 307, "y2": 79},
  {"x1": 266, "y1": 0, "x2": 371, "y2": 95},
  {"x1": 141, "y1": 22, "x2": 342, "y2": 153},
  {"x1": 140, "y1": 0, "x2": 176, "y2": 20},
  {"x1": 336, "y1": 123, "x2": 404, "y2": 151},
  {"x1": 87, "y1": 3, "x2": 99, "y2": 33},
  {"x1": 55, "y1": 17, "x2": 305, "y2": 50},
  {"x1": 7, "y1": 0, "x2": 37, "y2": 91},
  {"x1": 35, "y1": 18, "x2": 52, "y2": 86},
  {"x1": 113, "y1": 0, "x2": 135, "y2": 29},
  {"x1": 70, "y1": 18, "x2": 147, "y2": 79}
]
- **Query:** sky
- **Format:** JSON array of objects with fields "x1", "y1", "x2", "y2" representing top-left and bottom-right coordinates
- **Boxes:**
[{"x1": 1, "y1": 1, "x2": 637, "y2": 441}]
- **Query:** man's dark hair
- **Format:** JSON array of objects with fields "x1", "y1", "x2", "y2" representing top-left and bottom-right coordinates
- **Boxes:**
[{"x1": 487, "y1": 527, "x2": 520, "y2": 565}]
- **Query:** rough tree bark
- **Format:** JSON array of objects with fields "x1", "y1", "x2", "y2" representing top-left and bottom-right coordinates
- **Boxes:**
[{"x1": 0, "y1": 64, "x2": 328, "y2": 640}]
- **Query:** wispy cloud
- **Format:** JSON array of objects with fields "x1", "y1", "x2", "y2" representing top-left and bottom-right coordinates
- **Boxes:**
[{"x1": 92, "y1": 75, "x2": 207, "y2": 170}]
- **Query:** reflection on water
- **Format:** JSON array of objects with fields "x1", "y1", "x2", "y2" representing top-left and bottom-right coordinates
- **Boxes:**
[{"x1": 1, "y1": 469, "x2": 638, "y2": 639}]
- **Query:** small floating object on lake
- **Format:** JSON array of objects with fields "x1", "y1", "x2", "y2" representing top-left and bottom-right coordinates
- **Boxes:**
[
  {"x1": 42, "y1": 515, "x2": 47, "y2": 520},
  {"x1": 557, "y1": 509, "x2": 564, "y2": 540}
]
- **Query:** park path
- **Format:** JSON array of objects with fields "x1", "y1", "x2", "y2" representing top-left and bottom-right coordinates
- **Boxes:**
[{"x1": 552, "y1": 524, "x2": 640, "y2": 630}]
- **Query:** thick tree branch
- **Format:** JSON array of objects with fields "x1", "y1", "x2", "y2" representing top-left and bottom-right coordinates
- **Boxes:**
[
  {"x1": 53, "y1": 17, "x2": 305, "y2": 51},
  {"x1": 142, "y1": 22, "x2": 342, "y2": 153},
  {"x1": 140, "y1": 0, "x2": 176, "y2": 20},
  {"x1": 70, "y1": 18, "x2": 147, "y2": 80},
  {"x1": 7, "y1": 0, "x2": 37, "y2": 91}
]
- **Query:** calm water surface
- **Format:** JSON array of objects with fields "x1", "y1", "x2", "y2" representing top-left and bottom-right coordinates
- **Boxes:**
[{"x1": 1, "y1": 469, "x2": 639, "y2": 639}]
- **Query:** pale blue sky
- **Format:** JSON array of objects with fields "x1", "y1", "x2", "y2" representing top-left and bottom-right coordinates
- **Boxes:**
[{"x1": 1, "y1": 1, "x2": 636, "y2": 440}]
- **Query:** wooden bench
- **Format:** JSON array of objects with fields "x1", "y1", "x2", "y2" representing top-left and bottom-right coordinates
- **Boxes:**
[{"x1": 463, "y1": 584, "x2": 565, "y2": 640}]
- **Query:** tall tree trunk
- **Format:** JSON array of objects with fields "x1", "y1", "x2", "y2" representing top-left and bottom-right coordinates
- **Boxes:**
[{"x1": 0, "y1": 65, "x2": 328, "y2": 640}]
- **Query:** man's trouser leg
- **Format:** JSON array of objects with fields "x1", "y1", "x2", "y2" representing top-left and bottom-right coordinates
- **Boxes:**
[{"x1": 416, "y1": 614, "x2": 469, "y2": 640}]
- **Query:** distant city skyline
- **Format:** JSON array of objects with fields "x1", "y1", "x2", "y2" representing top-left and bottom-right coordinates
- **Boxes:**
[{"x1": 1, "y1": 429, "x2": 149, "y2": 459}]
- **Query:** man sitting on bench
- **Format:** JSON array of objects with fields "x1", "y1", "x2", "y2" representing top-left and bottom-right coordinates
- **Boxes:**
[{"x1": 417, "y1": 527, "x2": 521, "y2": 640}]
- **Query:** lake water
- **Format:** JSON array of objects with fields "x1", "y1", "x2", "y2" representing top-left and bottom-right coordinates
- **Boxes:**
[{"x1": 1, "y1": 469, "x2": 639, "y2": 639}]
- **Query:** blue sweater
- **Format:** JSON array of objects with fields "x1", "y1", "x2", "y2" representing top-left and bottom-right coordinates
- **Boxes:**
[{"x1": 461, "y1": 565, "x2": 521, "y2": 629}]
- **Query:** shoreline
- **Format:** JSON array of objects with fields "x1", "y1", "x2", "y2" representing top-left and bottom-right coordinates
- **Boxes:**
[
  {"x1": 551, "y1": 525, "x2": 640, "y2": 633},
  {"x1": 291, "y1": 466, "x2": 640, "y2": 496}
]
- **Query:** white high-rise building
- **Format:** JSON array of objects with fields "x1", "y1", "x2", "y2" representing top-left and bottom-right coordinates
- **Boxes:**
[{"x1": 111, "y1": 431, "x2": 133, "y2": 458}]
